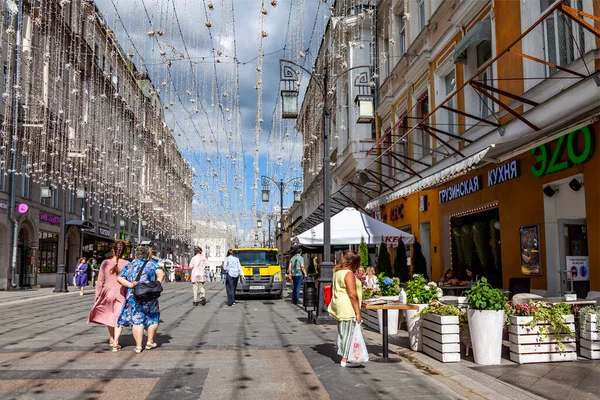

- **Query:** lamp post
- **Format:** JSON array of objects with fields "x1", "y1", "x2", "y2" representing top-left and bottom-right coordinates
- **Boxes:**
[
  {"x1": 261, "y1": 175, "x2": 302, "y2": 273},
  {"x1": 279, "y1": 59, "x2": 373, "y2": 324}
]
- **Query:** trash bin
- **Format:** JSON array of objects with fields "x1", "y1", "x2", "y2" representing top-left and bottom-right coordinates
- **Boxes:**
[{"x1": 303, "y1": 278, "x2": 317, "y2": 323}]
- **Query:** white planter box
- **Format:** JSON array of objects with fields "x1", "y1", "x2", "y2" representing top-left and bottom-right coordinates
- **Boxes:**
[
  {"x1": 420, "y1": 313, "x2": 461, "y2": 363},
  {"x1": 510, "y1": 352, "x2": 577, "y2": 364},
  {"x1": 509, "y1": 314, "x2": 576, "y2": 364},
  {"x1": 580, "y1": 313, "x2": 600, "y2": 360}
]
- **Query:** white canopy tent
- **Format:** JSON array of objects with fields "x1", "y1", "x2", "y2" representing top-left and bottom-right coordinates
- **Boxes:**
[{"x1": 292, "y1": 207, "x2": 415, "y2": 247}]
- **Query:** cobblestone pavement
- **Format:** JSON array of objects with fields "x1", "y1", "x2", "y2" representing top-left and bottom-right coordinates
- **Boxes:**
[{"x1": 0, "y1": 283, "x2": 575, "y2": 400}]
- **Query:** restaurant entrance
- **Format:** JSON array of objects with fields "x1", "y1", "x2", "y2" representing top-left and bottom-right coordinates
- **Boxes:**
[{"x1": 559, "y1": 219, "x2": 589, "y2": 298}]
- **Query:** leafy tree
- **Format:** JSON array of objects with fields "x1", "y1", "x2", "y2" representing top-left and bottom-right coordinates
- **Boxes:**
[
  {"x1": 358, "y1": 236, "x2": 370, "y2": 268},
  {"x1": 377, "y1": 242, "x2": 392, "y2": 277},
  {"x1": 393, "y1": 245, "x2": 409, "y2": 282},
  {"x1": 412, "y1": 241, "x2": 429, "y2": 281}
]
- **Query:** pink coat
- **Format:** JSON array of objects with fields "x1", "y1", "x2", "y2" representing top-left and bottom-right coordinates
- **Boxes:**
[{"x1": 87, "y1": 258, "x2": 129, "y2": 327}]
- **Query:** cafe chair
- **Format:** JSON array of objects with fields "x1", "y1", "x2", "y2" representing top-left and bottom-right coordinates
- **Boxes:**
[
  {"x1": 512, "y1": 293, "x2": 542, "y2": 305},
  {"x1": 508, "y1": 277, "x2": 531, "y2": 300}
]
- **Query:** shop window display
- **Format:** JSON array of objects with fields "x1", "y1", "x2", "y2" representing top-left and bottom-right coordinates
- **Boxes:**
[
  {"x1": 450, "y1": 207, "x2": 502, "y2": 287},
  {"x1": 39, "y1": 231, "x2": 59, "y2": 273}
]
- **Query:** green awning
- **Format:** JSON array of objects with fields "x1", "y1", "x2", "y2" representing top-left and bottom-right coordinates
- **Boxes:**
[{"x1": 453, "y1": 19, "x2": 492, "y2": 64}]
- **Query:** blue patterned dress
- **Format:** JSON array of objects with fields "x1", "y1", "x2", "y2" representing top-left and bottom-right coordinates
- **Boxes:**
[{"x1": 117, "y1": 259, "x2": 162, "y2": 327}]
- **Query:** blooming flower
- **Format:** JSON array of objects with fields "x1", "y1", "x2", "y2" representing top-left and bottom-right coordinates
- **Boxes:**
[{"x1": 383, "y1": 277, "x2": 393, "y2": 286}]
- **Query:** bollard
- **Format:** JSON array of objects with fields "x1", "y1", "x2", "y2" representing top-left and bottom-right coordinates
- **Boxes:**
[{"x1": 53, "y1": 264, "x2": 69, "y2": 293}]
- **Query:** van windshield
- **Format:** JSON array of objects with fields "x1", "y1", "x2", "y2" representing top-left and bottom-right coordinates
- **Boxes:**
[{"x1": 233, "y1": 250, "x2": 278, "y2": 266}]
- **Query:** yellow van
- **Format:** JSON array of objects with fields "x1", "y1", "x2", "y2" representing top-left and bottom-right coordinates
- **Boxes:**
[{"x1": 232, "y1": 248, "x2": 283, "y2": 299}]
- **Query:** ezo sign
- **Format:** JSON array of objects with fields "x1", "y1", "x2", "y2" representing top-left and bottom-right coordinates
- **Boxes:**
[{"x1": 531, "y1": 126, "x2": 595, "y2": 177}]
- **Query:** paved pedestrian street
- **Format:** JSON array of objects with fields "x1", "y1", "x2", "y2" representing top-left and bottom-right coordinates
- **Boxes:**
[{"x1": 0, "y1": 282, "x2": 589, "y2": 400}]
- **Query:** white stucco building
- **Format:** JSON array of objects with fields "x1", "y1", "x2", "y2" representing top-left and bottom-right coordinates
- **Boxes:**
[{"x1": 191, "y1": 221, "x2": 235, "y2": 274}]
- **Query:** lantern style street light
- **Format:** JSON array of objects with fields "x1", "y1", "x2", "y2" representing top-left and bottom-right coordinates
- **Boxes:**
[
  {"x1": 279, "y1": 59, "x2": 373, "y2": 324},
  {"x1": 257, "y1": 219, "x2": 262, "y2": 228},
  {"x1": 261, "y1": 175, "x2": 303, "y2": 272}
]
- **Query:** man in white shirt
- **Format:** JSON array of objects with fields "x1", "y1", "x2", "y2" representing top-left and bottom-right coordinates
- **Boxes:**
[
  {"x1": 223, "y1": 249, "x2": 243, "y2": 306},
  {"x1": 190, "y1": 247, "x2": 208, "y2": 306}
]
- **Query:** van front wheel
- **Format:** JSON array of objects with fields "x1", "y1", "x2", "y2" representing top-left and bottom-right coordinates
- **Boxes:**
[{"x1": 275, "y1": 290, "x2": 283, "y2": 299}]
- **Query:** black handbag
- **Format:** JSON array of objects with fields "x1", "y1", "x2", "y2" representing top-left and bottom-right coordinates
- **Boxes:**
[{"x1": 133, "y1": 260, "x2": 163, "y2": 303}]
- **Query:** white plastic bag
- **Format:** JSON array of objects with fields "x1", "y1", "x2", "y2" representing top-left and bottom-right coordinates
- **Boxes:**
[{"x1": 348, "y1": 322, "x2": 369, "y2": 364}]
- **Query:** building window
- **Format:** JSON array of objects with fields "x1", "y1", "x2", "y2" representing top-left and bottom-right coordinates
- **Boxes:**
[
  {"x1": 51, "y1": 187, "x2": 59, "y2": 208},
  {"x1": 417, "y1": 96, "x2": 430, "y2": 158},
  {"x1": 216, "y1": 245, "x2": 221, "y2": 257},
  {"x1": 98, "y1": 200, "x2": 103, "y2": 222},
  {"x1": 0, "y1": 162, "x2": 5, "y2": 191},
  {"x1": 476, "y1": 40, "x2": 493, "y2": 118},
  {"x1": 68, "y1": 191, "x2": 75, "y2": 213},
  {"x1": 399, "y1": 17, "x2": 406, "y2": 56},
  {"x1": 418, "y1": 0, "x2": 426, "y2": 32},
  {"x1": 88, "y1": 198, "x2": 94, "y2": 221},
  {"x1": 206, "y1": 246, "x2": 211, "y2": 257},
  {"x1": 444, "y1": 69, "x2": 457, "y2": 137},
  {"x1": 21, "y1": 156, "x2": 29, "y2": 198},
  {"x1": 38, "y1": 231, "x2": 59, "y2": 273},
  {"x1": 540, "y1": 0, "x2": 584, "y2": 76}
]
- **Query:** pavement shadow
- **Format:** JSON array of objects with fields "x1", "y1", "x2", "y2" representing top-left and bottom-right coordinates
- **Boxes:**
[{"x1": 311, "y1": 343, "x2": 340, "y2": 364}]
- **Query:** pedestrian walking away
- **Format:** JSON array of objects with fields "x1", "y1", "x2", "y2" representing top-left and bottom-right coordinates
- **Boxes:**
[
  {"x1": 190, "y1": 247, "x2": 208, "y2": 306},
  {"x1": 114, "y1": 245, "x2": 165, "y2": 354},
  {"x1": 327, "y1": 250, "x2": 363, "y2": 368},
  {"x1": 87, "y1": 241, "x2": 130, "y2": 351},
  {"x1": 288, "y1": 248, "x2": 307, "y2": 305},
  {"x1": 75, "y1": 258, "x2": 89, "y2": 296},
  {"x1": 223, "y1": 249, "x2": 243, "y2": 306}
]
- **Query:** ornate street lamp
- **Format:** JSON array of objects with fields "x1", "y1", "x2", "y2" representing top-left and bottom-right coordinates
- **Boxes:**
[
  {"x1": 293, "y1": 190, "x2": 301, "y2": 203},
  {"x1": 355, "y1": 94, "x2": 374, "y2": 123},
  {"x1": 281, "y1": 90, "x2": 299, "y2": 119},
  {"x1": 41, "y1": 186, "x2": 51, "y2": 198},
  {"x1": 257, "y1": 219, "x2": 262, "y2": 228}
]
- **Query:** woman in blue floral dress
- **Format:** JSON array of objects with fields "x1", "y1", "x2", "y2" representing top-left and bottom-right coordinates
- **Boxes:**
[{"x1": 114, "y1": 245, "x2": 165, "y2": 353}]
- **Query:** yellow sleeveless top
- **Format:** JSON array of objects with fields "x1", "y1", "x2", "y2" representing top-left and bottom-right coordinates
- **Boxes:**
[{"x1": 327, "y1": 269, "x2": 363, "y2": 321}]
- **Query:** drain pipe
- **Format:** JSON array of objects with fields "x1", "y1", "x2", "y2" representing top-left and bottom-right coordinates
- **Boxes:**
[{"x1": 8, "y1": 0, "x2": 24, "y2": 289}]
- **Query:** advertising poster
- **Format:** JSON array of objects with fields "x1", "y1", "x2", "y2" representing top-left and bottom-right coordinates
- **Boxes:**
[
  {"x1": 520, "y1": 225, "x2": 541, "y2": 275},
  {"x1": 566, "y1": 256, "x2": 589, "y2": 281}
]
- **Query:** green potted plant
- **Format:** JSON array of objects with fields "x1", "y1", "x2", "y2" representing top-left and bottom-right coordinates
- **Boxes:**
[
  {"x1": 417, "y1": 300, "x2": 465, "y2": 362},
  {"x1": 404, "y1": 275, "x2": 443, "y2": 351},
  {"x1": 464, "y1": 277, "x2": 508, "y2": 365}
]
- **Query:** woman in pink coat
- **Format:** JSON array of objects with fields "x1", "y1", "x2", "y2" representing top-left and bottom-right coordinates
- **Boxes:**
[{"x1": 88, "y1": 241, "x2": 129, "y2": 351}]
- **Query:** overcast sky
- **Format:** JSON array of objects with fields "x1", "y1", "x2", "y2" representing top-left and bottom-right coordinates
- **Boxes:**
[{"x1": 95, "y1": 0, "x2": 327, "y2": 237}]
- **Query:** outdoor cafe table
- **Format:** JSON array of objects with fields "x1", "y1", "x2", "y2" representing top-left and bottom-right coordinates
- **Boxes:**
[
  {"x1": 538, "y1": 296, "x2": 597, "y2": 306},
  {"x1": 363, "y1": 303, "x2": 420, "y2": 362}
]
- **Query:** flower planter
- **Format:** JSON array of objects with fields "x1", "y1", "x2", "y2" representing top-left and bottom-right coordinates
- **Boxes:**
[
  {"x1": 422, "y1": 314, "x2": 461, "y2": 363},
  {"x1": 362, "y1": 308, "x2": 379, "y2": 332},
  {"x1": 468, "y1": 309, "x2": 505, "y2": 365},
  {"x1": 373, "y1": 296, "x2": 399, "y2": 335},
  {"x1": 405, "y1": 304, "x2": 427, "y2": 351},
  {"x1": 580, "y1": 313, "x2": 600, "y2": 360},
  {"x1": 509, "y1": 315, "x2": 577, "y2": 364}
]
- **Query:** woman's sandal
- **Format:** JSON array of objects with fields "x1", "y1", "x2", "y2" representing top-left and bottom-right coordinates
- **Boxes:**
[
  {"x1": 112, "y1": 344, "x2": 121, "y2": 352},
  {"x1": 145, "y1": 342, "x2": 157, "y2": 350},
  {"x1": 134, "y1": 347, "x2": 143, "y2": 354}
]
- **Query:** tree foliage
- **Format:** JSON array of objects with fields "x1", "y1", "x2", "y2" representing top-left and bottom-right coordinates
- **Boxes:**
[
  {"x1": 377, "y1": 242, "x2": 392, "y2": 277},
  {"x1": 393, "y1": 245, "x2": 409, "y2": 282},
  {"x1": 359, "y1": 236, "x2": 370, "y2": 267},
  {"x1": 412, "y1": 241, "x2": 429, "y2": 281}
]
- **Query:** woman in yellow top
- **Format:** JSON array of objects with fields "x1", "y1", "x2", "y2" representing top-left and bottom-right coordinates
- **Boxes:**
[{"x1": 327, "y1": 250, "x2": 363, "y2": 367}]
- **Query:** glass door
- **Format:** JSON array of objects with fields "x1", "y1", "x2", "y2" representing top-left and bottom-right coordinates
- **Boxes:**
[{"x1": 560, "y1": 220, "x2": 589, "y2": 297}]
